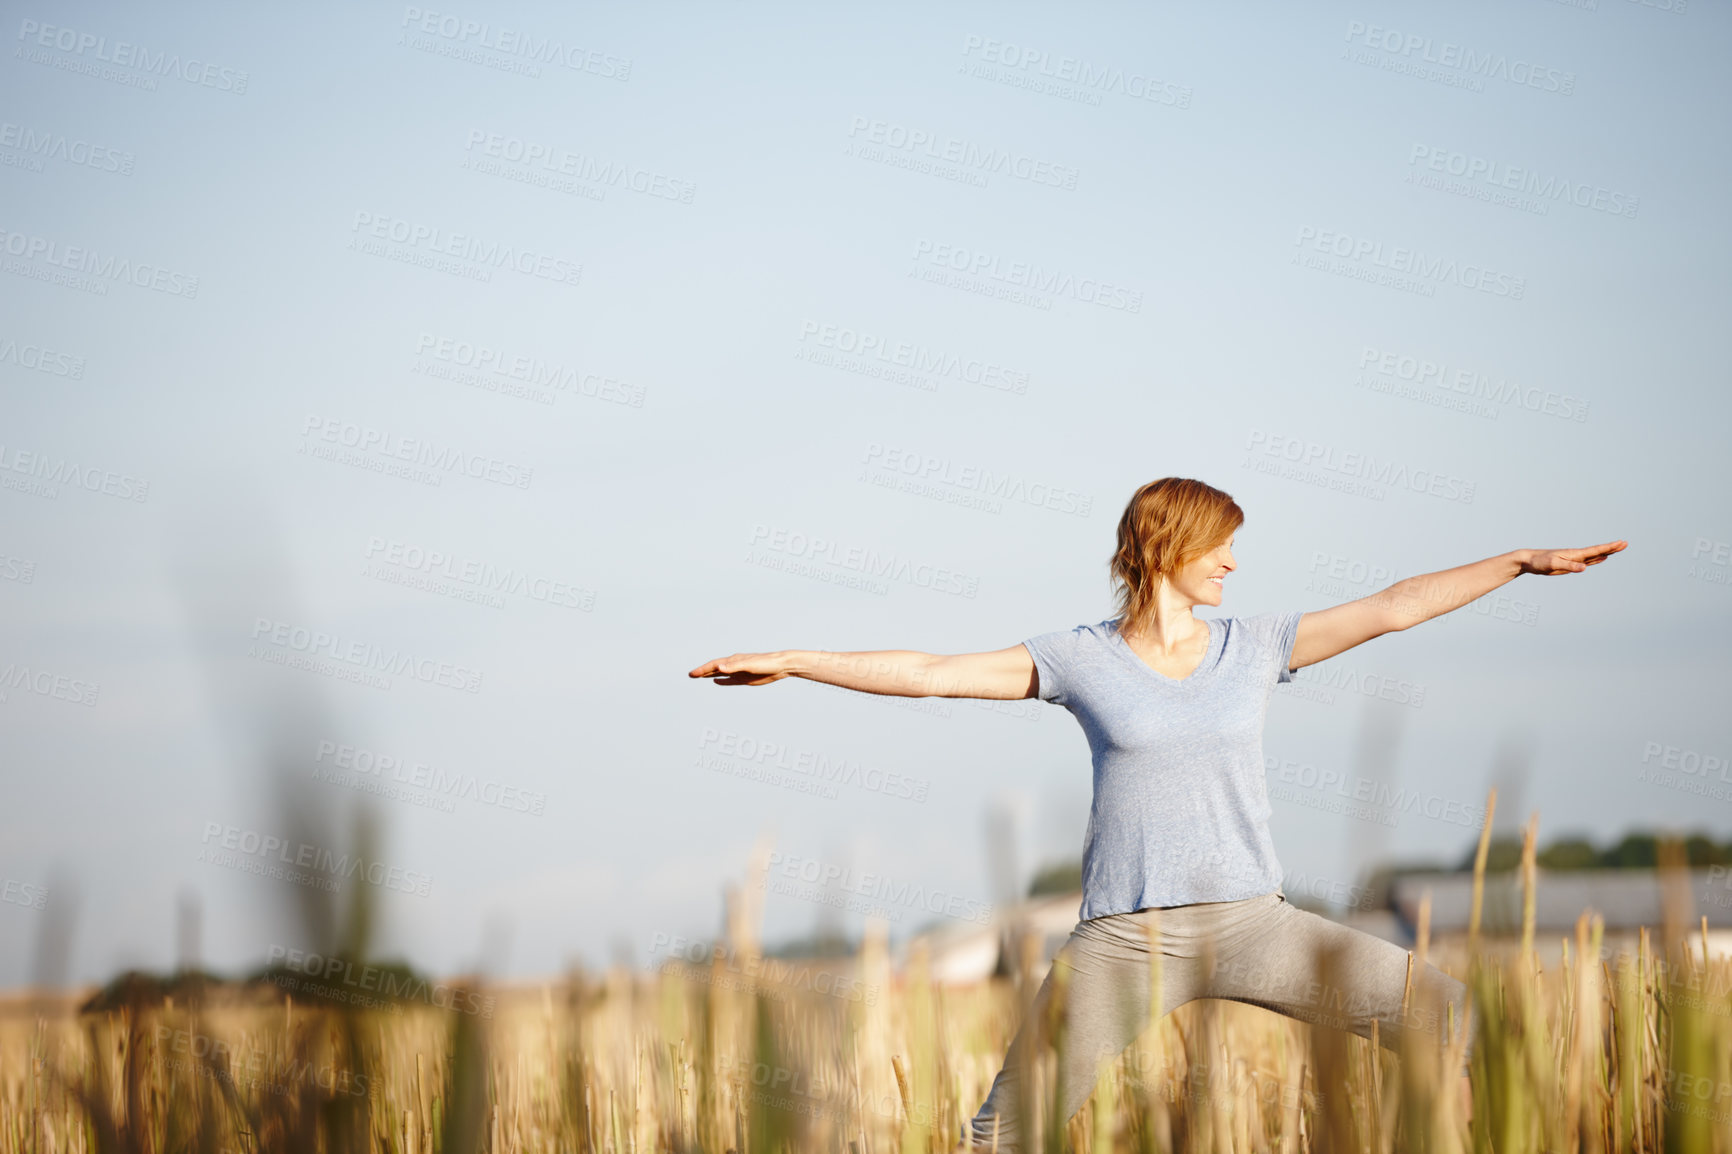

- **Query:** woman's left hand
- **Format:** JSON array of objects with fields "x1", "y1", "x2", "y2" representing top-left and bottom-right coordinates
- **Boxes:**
[{"x1": 1519, "y1": 540, "x2": 1628, "y2": 575}]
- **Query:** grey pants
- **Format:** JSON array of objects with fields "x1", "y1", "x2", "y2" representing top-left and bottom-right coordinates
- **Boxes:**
[{"x1": 963, "y1": 890, "x2": 1475, "y2": 1151}]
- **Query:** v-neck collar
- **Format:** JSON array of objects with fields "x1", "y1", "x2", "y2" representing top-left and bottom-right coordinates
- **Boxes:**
[{"x1": 1106, "y1": 617, "x2": 1222, "y2": 686}]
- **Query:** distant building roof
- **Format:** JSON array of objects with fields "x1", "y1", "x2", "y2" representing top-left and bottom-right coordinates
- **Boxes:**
[
  {"x1": 900, "y1": 891, "x2": 1081, "y2": 984},
  {"x1": 901, "y1": 871, "x2": 1732, "y2": 982},
  {"x1": 1388, "y1": 869, "x2": 1731, "y2": 936}
]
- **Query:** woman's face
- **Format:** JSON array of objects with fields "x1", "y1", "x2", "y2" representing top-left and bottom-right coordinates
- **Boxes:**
[{"x1": 1174, "y1": 535, "x2": 1236, "y2": 607}]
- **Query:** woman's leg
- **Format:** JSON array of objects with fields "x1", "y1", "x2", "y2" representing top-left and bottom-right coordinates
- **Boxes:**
[
  {"x1": 960, "y1": 910, "x2": 1204, "y2": 1152},
  {"x1": 1203, "y1": 891, "x2": 1477, "y2": 1072}
]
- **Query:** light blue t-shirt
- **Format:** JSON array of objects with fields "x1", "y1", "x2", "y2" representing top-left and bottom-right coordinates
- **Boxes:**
[{"x1": 1023, "y1": 611, "x2": 1305, "y2": 920}]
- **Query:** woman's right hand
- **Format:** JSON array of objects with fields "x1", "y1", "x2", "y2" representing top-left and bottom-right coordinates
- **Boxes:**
[{"x1": 687, "y1": 651, "x2": 794, "y2": 686}]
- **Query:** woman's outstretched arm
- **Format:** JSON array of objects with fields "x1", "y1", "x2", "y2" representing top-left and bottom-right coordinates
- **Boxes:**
[
  {"x1": 687, "y1": 644, "x2": 1038, "y2": 699},
  {"x1": 1288, "y1": 540, "x2": 1628, "y2": 672}
]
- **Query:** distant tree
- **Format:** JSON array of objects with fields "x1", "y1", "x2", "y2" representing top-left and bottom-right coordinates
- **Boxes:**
[
  {"x1": 1448, "y1": 829, "x2": 1732, "y2": 873},
  {"x1": 765, "y1": 929, "x2": 856, "y2": 959},
  {"x1": 1027, "y1": 859, "x2": 1083, "y2": 898},
  {"x1": 1683, "y1": 834, "x2": 1732, "y2": 867},
  {"x1": 1456, "y1": 835, "x2": 1525, "y2": 873},
  {"x1": 1014, "y1": 831, "x2": 1732, "y2": 917},
  {"x1": 1537, "y1": 837, "x2": 1600, "y2": 871},
  {"x1": 1599, "y1": 833, "x2": 1658, "y2": 869},
  {"x1": 81, "y1": 968, "x2": 220, "y2": 1013}
]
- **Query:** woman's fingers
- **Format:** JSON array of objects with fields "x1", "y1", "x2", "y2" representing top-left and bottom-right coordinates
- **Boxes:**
[
  {"x1": 1565, "y1": 540, "x2": 1627, "y2": 569},
  {"x1": 1531, "y1": 540, "x2": 1626, "y2": 575},
  {"x1": 688, "y1": 653, "x2": 748, "y2": 677},
  {"x1": 716, "y1": 671, "x2": 787, "y2": 685},
  {"x1": 690, "y1": 658, "x2": 738, "y2": 678},
  {"x1": 705, "y1": 663, "x2": 787, "y2": 685},
  {"x1": 688, "y1": 654, "x2": 786, "y2": 683}
]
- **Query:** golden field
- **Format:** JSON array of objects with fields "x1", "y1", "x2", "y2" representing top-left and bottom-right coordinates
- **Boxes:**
[{"x1": 4, "y1": 802, "x2": 1730, "y2": 1153}]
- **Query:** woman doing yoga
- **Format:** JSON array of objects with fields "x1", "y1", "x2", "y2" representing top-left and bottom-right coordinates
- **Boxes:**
[{"x1": 688, "y1": 477, "x2": 1626, "y2": 1151}]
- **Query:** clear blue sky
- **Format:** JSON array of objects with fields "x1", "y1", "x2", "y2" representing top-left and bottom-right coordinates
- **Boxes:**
[{"x1": 2, "y1": 0, "x2": 1727, "y2": 986}]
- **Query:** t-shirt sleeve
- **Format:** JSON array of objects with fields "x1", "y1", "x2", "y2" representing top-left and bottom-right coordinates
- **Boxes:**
[
  {"x1": 1271, "y1": 610, "x2": 1305, "y2": 684},
  {"x1": 1233, "y1": 611, "x2": 1306, "y2": 685},
  {"x1": 1021, "y1": 628, "x2": 1081, "y2": 705}
]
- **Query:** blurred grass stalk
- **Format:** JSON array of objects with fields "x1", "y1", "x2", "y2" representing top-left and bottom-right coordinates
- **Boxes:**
[{"x1": 9, "y1": 788, "x2": 1732, "y2": 1152}]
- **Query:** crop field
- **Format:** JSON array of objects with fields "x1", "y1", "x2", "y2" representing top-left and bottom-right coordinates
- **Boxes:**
[{"x1": 3, "y1": 806, "x2": 1729, "y2": 1154}]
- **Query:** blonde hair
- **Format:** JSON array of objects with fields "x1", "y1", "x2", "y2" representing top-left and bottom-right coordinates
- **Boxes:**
[{"x1": 1108, "y1": 478, "x2": 1243, "y2": 637}]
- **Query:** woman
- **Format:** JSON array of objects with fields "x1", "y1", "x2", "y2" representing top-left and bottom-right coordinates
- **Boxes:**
[{"x1": 689, "y1": 477, "x2": 1626, "y2": 1150}]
